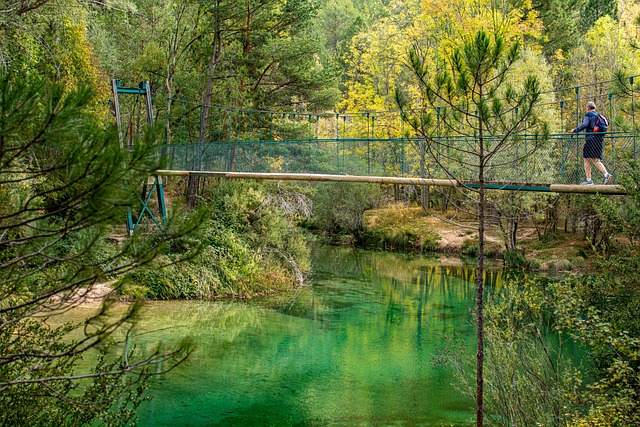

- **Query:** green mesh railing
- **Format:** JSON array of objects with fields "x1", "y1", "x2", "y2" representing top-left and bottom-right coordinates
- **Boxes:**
[
  {"x1": 559, "y1": 132, "x2": 637, "y2": 184},
  {"x1": 152, "y1": 72, "x2": 640, "y2": 190},
  {"x1": 161, "y1": 132, "x2": 638, "y2": 186}
]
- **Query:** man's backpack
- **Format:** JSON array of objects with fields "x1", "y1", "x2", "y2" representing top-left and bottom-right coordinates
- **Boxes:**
[{"x1": 593, "y1": 113, "x2": 609, "y2": 133}]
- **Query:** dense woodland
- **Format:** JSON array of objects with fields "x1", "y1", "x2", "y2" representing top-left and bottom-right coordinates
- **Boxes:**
[{"x1": 1, "y1": 0, "x2": 640, "y2": 425}]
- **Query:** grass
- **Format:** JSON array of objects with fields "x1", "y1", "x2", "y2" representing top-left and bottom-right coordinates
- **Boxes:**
[
  {"x1": 361, "y1": 203, "x2": 598, "y2": 271},
  {"x1": 361, "y1": 203, "x2": 513, "y2": 257},
  {"x1": 519, "y1": 229, "x2": 591, "y2": 271},
  {"x1": 361, "y1": 204, "x2": 441, "y2": 252}
]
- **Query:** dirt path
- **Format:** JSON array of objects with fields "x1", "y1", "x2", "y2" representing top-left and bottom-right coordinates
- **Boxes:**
[{"x1": 48, "y1": 281, "x2": 116, "y2": 309}]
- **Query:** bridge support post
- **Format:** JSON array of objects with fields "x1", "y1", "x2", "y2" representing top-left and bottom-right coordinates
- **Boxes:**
[{"x1": 112, "y1": 79, "x2": 167, "y2": 235}]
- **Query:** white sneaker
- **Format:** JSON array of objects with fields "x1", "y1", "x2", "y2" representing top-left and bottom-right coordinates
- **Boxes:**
[
  {"x1": 580, "y1": 178, "x2": 594, "y2": 185},
  {"x1": 604, "y1": 173, "x2": 613, "y2": 184}
]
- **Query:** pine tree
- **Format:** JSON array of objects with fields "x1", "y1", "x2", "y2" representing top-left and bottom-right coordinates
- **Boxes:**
[
  {"x1": 397, "y1": 30, "x2": 546, "y2": 426},
  {"x1": 0, "y1": 73, "x2": 201, "y2": 424}
]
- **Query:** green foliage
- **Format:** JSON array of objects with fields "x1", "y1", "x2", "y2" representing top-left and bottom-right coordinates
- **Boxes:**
[
  {"x1": 484, "y1": 282, "x2": 575, "y2": 426},
  {"x1": 357, "y1": 204, "x2": 441, "y2": 252},
  {"x1": 124, "y1": 180, "x2": 312, "y2": 299},
  {"x1": 0, "y1": 73, "x2": 200, "y2": 423},
  {"x1": 460, "y1": 238, "x2": 479, "y2": 257},
  {"x1": 434, "y1": 280, "x2": 575, "y2": 427},
  {"x1": 0, "y1": 1, "x2": 111, "y2": 111},
  {"x1": 311, "y1": 182, "x2": 384, "y2": 234},
  {"x1": 0, "y1": 335, "x2": 149, "y2": 426},
  {"x1": 533, "y1": 0, "x2": 586, "y2": 56},
  {"x1": 551, "y1": 275, "x2": 640, "y2": 426},
  {"x1": 438, "y1": 247, "x2": 640, "y2": 426},
  {"x1": 90, "y1": 0, "x2": 340, "y2": 115},
  {"x1": 579, "y1": 0, "x2": 618, "y2": 33},
  {"x1": 317, "y1": 0, "x2": 363, "y2": 81}
]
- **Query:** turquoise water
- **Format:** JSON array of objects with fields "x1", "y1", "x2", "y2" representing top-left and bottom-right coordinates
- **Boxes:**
[{"x1": 134, "y1": 246, "x2": 500, "y2": 426}]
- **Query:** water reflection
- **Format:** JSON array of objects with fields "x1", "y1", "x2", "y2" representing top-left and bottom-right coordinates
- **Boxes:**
[{"x1": 136, "y1": 245, "x2": 492, "y2": 426}]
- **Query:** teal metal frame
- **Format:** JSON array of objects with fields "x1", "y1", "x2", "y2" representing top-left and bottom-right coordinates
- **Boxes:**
[{"x1": 112, "y1": 79, "x2": 167, "y2": 235}]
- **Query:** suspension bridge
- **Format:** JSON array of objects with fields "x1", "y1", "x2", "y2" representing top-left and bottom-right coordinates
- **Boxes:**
[
  {"x1": 111, "y1": 79, "x2": 639, "y2": 232},
  {"x1": 157, "y1": 132, "x2": 633, "y2": 194}
]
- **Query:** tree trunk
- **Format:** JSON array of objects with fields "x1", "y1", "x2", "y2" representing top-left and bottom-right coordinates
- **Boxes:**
[
  {"x1": 240, "y1": 2, "x2": 252, "y2": 92},
  {"x1": 442, "y1": 189, "x2": 449, "y2": 213},
  {"x1": 164, "y1": 4, "x2": 184, "y2": 145},
  {"x1": 188, "y1": 3, "x2": 222, "y2": 207},
  {"x1": 592, "y1": 216, "x2": 601, "y2": 245},
  {"x1": 476, "y1": 99, "x2": 486, "y2": 427},
  {"x1": 421, "y1": 186, "x2": 430, "y2": 211},
  {"x1": 419, "y1": 139, "x2": 428, "y2": 210}
]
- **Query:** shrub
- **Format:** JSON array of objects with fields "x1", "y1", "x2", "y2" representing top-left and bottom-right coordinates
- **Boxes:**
[
  {"x1": 461, "y1": 239, "x2": 479, "y2": 257},
  {"x1": 312, "y1": 182, "x2": 384, "y2": 234}
]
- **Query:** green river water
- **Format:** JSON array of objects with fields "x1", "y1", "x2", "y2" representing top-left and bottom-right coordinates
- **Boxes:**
[{"x1": 131, "y1": 245, "x2": 505, "y2": 426}]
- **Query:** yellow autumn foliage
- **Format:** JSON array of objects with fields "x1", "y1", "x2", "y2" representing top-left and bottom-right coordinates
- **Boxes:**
[{"x1": 340, "y1": 0, "x2": 546, "y2": 130}]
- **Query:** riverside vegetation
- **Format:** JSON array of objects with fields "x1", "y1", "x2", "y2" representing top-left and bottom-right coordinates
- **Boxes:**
[
  {"x1": 122, "y1": 179, "x2": 313, "y2": 300},
  {"x1": 2, "y1": 0, "x2": 640, "y2": 425}
]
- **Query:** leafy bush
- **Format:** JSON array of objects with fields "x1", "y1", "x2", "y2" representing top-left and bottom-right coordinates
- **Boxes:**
[
  {"x1": 125, "y1": 180, "x2": 312, "y2": 299},
  {"x1": 461, "y1": 238, "x2": 479, "y2": 257},
  {"x1": 503, "y1": 248, "x2": 538, "y2": 270},
  {"x1": 311, "y1": 182, "x2": 384, "y2": 234},
  {"x1": 552, "y1": 274, "x2": 640, "y2": 426}
]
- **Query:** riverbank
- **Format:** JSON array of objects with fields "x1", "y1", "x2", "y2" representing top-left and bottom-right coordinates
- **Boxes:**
[
  {"x1": 319, "y1": 203, "x2": 594, "y2": 273},
  {"x1": 100, "y1": 198, "x2": 593, "y2": 304}
]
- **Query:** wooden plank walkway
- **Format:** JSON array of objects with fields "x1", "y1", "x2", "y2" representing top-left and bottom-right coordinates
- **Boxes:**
[{"x1": 157, "y1": 170, "x2": 626, "y2": 195}]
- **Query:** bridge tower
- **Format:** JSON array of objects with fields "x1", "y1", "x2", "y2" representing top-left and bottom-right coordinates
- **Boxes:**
[{"x1": 111, "y1": 79, "x2": 167, "y2": 235}]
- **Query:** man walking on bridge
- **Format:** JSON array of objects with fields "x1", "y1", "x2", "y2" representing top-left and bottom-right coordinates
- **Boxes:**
[{"x1": 571, "y1": 101, "x2": 613, "y2": 185}]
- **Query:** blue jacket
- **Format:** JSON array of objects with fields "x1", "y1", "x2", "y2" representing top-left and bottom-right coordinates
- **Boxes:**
[{"x1": 575, "y1": 111, "x2": 599, "y2": 133}]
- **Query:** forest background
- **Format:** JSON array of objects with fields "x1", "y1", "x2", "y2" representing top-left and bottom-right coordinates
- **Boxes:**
[{"x1": 1, "y1": 0, "x2": 640, "y2": 425}]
